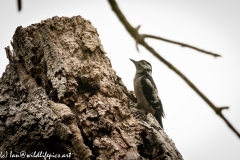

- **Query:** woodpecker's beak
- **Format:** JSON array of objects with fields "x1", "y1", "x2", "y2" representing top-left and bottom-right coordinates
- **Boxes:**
[{"x1": 130, "y1": 58, "x2": 137, "y2": 65}]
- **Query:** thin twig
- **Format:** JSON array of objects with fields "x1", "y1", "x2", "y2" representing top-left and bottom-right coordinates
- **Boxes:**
[
  {"x1": 122, "y1": 87, "x2": 137, "y2": 103},
  {"x1": 117, "y1": 76, "x2": 137, "y2": 103},
  {"x1": 17, "y1": 0, "x2": 22, "y2": 11},
  {"x1": 143, "y1": 34, "x2": 221, "y2": 57},
  {"x1": 108, "y1": 0, "x2": 240, "y2": 138}
]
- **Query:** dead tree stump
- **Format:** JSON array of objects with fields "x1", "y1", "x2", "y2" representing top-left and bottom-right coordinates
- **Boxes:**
[{"x1": 0, "y1": 15, "x2": 183, "y2": 160}]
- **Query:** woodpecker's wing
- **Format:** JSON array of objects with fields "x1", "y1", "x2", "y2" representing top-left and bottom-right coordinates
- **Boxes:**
[{"x1": 141, "y1": 75, "x2": 165, "y2": 118}]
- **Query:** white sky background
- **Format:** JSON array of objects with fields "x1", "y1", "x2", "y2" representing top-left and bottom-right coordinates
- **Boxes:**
[{"x1": 0, "y1": 0, "x2": 240, "y2": 159}]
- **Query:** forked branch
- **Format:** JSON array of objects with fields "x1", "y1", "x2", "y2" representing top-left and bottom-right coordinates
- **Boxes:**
[
  {"x1": 108, "y1": 0, "x2": 240, "y2": 138},
  {"x1": 143, "y1": 34, "x2": 221, "y2": 57}
]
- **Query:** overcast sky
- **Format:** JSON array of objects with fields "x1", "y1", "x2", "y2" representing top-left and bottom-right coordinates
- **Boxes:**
[{"x1": 0, "y1": 0, "x2": 240, "y2": 159}]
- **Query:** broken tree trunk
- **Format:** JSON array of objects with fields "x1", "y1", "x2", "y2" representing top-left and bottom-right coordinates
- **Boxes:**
[{"x1": 0, "y1": 15, "x2": 183, "y2": 160}]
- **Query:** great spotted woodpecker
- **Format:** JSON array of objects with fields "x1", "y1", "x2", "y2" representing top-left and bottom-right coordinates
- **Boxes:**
[{"x1": 130, "y1": 59, "x2": 165, "y2": 129}]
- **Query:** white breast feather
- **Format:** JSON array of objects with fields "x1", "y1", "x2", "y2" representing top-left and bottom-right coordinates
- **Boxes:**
[{"x1": 134, "y1": 76, "x2": 149, "y2": 109}]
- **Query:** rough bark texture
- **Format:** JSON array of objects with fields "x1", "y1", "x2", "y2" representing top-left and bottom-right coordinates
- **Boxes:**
[{"x1": 0, "y1": 15, "x2": 183, "y2": 160}]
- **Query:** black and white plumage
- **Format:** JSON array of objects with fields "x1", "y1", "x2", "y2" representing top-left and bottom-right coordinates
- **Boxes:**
[{"x1": 130, "y1": 59, "x2": 165, "y2": 129}]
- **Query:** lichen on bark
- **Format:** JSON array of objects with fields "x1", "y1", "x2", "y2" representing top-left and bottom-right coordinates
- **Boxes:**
[{"x1": 0, "y1": 15, "x2": 183, "y2": 160}]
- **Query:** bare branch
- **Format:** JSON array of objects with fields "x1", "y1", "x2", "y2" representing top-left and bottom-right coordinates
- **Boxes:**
[
  {"x1": 217, "y1": 106, "x2": 229, "y2": 112},
  {"x1": 135, "y1": 25, "x2": 141, "y2": 52},
  {"x1": 122, "y1": 87, "x2": 137, "y2": 103},
  {"x1": 118, "y1": 77, "x2": 138, "y2": 103},
  {"x1": 17, "y1": 0, "x2": 22, "y2": 11},
  {"x1": 108, "y1": 0, "x2": 240, "y2": 138},
  {"x1": 143, "y1": 34, "x2": 221, "y2": 57}
]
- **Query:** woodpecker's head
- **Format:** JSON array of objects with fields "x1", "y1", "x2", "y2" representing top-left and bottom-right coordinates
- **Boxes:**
[{"x1": 130, "y1": 59, "x2": 152, "y2": 75}]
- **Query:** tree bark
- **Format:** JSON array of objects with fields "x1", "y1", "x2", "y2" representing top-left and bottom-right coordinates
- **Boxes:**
[{"x1": 0, "y1": 15, "x2": 183, "y2": 160}]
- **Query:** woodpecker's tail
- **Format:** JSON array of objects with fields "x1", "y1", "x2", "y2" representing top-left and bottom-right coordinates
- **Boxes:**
[{"x1": 155, "y1": 111, "x2": 164, "y2": 130}]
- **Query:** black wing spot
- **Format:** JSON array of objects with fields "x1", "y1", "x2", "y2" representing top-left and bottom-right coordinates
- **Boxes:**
[{"x1": 141, "y1": 75, "x2": 164, "y2": 117}]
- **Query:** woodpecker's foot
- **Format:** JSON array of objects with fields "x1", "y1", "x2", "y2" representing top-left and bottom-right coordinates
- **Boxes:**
[{"x1": 130, "y1": 108, "x2": 147, "y2": 122}]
